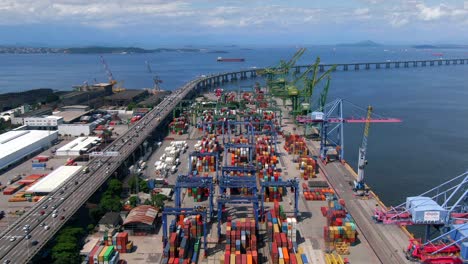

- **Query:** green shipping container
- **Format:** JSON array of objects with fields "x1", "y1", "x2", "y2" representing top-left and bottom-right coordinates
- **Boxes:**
[{"x1": 104, "y1": 246, "x2": 114, "y2": 261}]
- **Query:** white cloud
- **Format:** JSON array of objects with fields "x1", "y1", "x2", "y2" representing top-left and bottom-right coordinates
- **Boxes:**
[
  {"x1": 354, "y1": 8, "x2": 370, "y2": 16},
  {"x1": 415, "y1": 3, "x2": 447, "y2": 21}
]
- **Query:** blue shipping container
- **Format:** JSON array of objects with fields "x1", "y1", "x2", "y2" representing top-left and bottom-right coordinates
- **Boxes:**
[{"x1": 461, "y1": 242, "x2": 468, "y2": 260}]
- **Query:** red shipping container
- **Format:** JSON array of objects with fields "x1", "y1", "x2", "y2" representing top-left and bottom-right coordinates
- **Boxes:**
[
  {"x1": 252, "y1": 250, "x2": 258, "y2": 264},
  {"x1": 236, "y1": 253, "x2": 241, "y2": 264},
  {"x1": 168, "y1": 258, "x2": 174, "y2": 264},
  {"x1": 242, "y1": 254, "x2": 247, "y2": 264},
  {"x1": 225, "y1": 252, "x2": 230, "y2": 264},
  {"x1": 290, "y1": 252, "x2": 297, "y2": 264}
]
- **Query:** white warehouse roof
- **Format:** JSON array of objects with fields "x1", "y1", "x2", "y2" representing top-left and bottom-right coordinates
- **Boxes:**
[
  {"x1": 0, "y1": 130, "x2": 58, "y2": 170},
  {"x1": 56, "y1": 136, "x2": 101, "y2": 156},
  {"x1": 27, "y1": 165, "x2": 82, "y2": 193}
]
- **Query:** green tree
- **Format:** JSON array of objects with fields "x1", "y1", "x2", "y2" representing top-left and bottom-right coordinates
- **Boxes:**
[
  {"x1": 152, "y1": 194, "x2": 166, "y2": 210},
  {"x1": 129, "y1": 196, "x2": 139, "y2": 207},
  {"x1": 87, "y1": 224, "x2": 95, "y2": 234},
  {"x1": 46, "y1": 93, "x2": 60, "y2": 103},
  {"x1": 108, "y1": 179, "x2": 122, "y2": 195},
  {"x1": 51, "y1": 227, "x2": 84, "y2": 264},
  {"x1": 100, "y1": 193, "x2": 121, "y2": 212},
  {"x1": 144, "y1": 199, "x2": 151, "y2": 205},
  {"x1": 89, "y1": 207, "x2": 104, "y2": 222},
  {"x1": 127, "y1": 102, "x2": 137, "y2": 110},
  {"x1": 139, "y1": 180, "x2": 149, "y2": 193}
]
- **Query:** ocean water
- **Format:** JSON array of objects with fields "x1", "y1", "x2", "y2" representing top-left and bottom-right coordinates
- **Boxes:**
[{"x1": 0, "y1": 45, "x2": 467, "y2": 205}]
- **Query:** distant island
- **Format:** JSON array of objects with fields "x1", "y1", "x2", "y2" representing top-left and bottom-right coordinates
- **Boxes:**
[
  {"x1": 412, "y1": 44, "x2": 468, "y2": 49},
  {"x1": 0, "y1": 46, "x2": 228, "y2": 54},
  {"x1": 336, "y1": 40, "x2": 382, "y2": 47}
]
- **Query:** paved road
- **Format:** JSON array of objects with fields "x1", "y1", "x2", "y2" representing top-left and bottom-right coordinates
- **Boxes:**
[
  {"x1": 306, "y1": 144, "x2": 412, "y2": 264},
  {"x1": 0, "y1": 79, "x2": 203, "y2": 263}
]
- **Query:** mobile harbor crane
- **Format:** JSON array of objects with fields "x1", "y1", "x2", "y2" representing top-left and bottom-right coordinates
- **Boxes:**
[{"x1": 353, "y1": 106, "x2": 372, "y2": 195}]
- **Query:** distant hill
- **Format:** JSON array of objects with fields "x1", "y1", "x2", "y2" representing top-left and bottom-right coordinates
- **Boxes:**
[
  {"x1": 412, "y1": 44, "x2": 468, "y2": 49},
  {"x1": 337, "y1": 40, "x2": 382, "y2": 47},
  {"x1": 64, "y1": 46, "x2": 204, "y2": 54}
]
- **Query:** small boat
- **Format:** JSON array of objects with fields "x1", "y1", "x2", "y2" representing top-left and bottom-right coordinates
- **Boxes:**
[{"x1": 432, "y1": 53, "x2": 443, "y2": 56}]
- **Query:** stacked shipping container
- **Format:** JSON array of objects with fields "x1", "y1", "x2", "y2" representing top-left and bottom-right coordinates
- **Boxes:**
[
  {"x1": 322, "y1": 199, "x2": 357, "y2": 249},
  {"x1": 162, "y1": 215, "x2": 203, "y2": 264},
  {"x1": 220, "y1": 218, "x2": 259, "y2": 264}
]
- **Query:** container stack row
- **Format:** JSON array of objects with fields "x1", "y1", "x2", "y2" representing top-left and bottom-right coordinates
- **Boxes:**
[
  {"x1": 322, "y1": 199, "x2": 357, "y2": 249},
  {"x1": 220, "y1": 218, "x2": 259, "y2": 264},
  {"x1": 162, "y1": 215, "x2": 203, "y2": 264},
  {"x1": 283, "y1": 134, "x2": 308, "y2": 156},
  {"x1": 303, "y1": 185, "x2": 335, "y2": 201},
  {"x1": 266, "y1": 207, "x2": 309, "y2": 264},
  {"x1": 88, "y1": 244, "x2": 120, "y2": 264},
  {"x1": 296, "y1": 157, "x2": 317, "y2": 180},
  {"x1": 194, "y1": 135, "x2": 222, "y2": 153},
  {"x1": 103, "y1": 232, "x2": 130, "y2": 254},
  {"x1": 169, "y1": 117, "x2": 189, "y2": 135}
]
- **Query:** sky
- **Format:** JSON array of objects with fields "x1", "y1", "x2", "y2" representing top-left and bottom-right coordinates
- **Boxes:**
[{"x1": 0, "y1": 0, "x2": 467, "y2": 47}]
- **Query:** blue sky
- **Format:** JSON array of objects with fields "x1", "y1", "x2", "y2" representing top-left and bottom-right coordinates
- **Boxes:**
[{"x1": 0, "y1": 0, "x2": 467, "y2": 47}]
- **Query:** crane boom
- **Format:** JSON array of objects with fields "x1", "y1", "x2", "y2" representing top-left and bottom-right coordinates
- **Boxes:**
[
  {"x1": 99, "y1": 55, "x2": 115, "y2": 84},
  {"x1": 355, "y1": 105, "x2": 373, "y2": 192}
]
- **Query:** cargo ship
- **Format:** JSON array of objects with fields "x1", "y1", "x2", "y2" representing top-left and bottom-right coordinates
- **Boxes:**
[{"x1": 217, "y1": 57, "x2": 245, "y2": 62}]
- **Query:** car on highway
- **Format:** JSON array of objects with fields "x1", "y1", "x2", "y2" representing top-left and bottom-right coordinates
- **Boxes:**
[
  {"x1": 31, "y1": 240, "x2": 39, "y2": 246},
  {"x1": 60, "y1": 216, "x2": 65, "y2": 220},
  {"x1": 52, "y1": 214, "x2": 57, "y2": 218},
  {"x1": 42, "y1": 205, "x2": 48, "y2": 209},
  {"x1": 25, "y1": 234, "x2": 31, "y2": 239},
  {"x1": 40, "y1": 210, "x2": 45, "y2": 215},
  {"x1": 44, "y1": 225, "x2": 50, "y2": 230},
  {"x1": 9, "y1": 237, "x2": 15, "y2": 242}
]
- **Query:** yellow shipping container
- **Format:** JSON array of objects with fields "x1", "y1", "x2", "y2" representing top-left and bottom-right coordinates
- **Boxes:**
[
  {"x1": 279, "y1": 259, "x2": 284, "y2": 264},
  {"x1": 99, "y1": 246, "x2": 108, "y2": 262},
  {"x1": 230, "y1": 254, "x2": 236, "y2": 264},
  {"x1": 296, "y1": 253, "x2": 303, "y2": 264}
]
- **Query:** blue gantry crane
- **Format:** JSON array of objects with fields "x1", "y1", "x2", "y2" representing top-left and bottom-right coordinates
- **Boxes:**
[
  {"x1": 174, "y1": 175, "x2": 214, "y2": 219},
  {"x1": 296, "y1": 98, "x2": 401, "y2": 163},
  {"x1": 162, "y1": 207, "x2": 208, "y2": 256},
  {"x1": 260, "y1": 178, "x2": 299, "y2": 217}
]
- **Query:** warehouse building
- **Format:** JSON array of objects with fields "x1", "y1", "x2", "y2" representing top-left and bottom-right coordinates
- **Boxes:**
[
  {"x1": 122, "y1": 205, "x2": 159, "y2": 235},
  {"x1": 98, "y1": 212, "x2": 122, "y2": 233},
  {"x1": 56, "y1": 136, "x2": 101, "y2": 156},
  {"x1": 0, "y1": 130, "x2": 58, "y2": 171},
  {"x1": 26, "y1": 165, "x2": 82, "y2": 195},
  {"x1": 58, "y1": 123, "x2": 96, "y2": 137},
  {"x1": 24, "y1": 116, "x2": 63, "y2": 130}
]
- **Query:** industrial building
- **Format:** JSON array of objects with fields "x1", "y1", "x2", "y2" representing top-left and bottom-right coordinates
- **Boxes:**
[
  {"x1": 58, "y1": 123, "x2": 96, "y2": 136},
  {"x1": 104, "y1": 90, "x2": 148, "y2": 106},
  {"x1": 98, "y1": 212, "x2": 122, "y2": 233},
  {"x1": 122, "y1": 205, "x2": 159, "y2": 235},
  {"x1": 26, "y1": 165, "x2": 82, "y2": 194},
  {"x1": 53, "y1": 105, "x2": 92, "y2": 123},
  {"x1": 56, "y1": 136, "x2": 101, "y2": 156},
  {"x1": 24, "y1": 116, "x2": 64, "y2": 129},
  {"x1": 0, "y1": 130, "x2": 58, "y2": 171},
  {"x1": 10, "y1": 107, "x2": 53, "y2": 125}
]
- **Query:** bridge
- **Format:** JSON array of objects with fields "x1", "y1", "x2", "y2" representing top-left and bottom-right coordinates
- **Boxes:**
[
  {"x1": 0, "y1": 57, "x2": 467, "y2": 263},
  {"x1": 195, "y1": 58, "x2": 468, "y2": 86}
]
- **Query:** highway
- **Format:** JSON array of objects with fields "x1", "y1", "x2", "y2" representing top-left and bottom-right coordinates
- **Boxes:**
[{"x1": 0, "y1": 78, "x2": 202, "y2": 263}]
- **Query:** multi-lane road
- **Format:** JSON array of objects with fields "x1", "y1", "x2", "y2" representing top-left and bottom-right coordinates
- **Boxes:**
[{"x1": 0, "y1": 78, "x2": 202, "y2": 263}]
